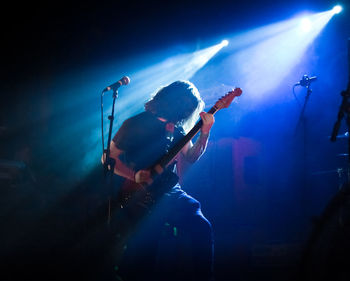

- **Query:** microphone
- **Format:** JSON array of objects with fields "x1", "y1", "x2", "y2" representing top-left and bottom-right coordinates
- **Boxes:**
[
  {"x1": 295, "y1": 74, "x2": 317, "y2": 87},
  {"x1": 103, "y1": 76, "x2": 130, "y2": 92}
]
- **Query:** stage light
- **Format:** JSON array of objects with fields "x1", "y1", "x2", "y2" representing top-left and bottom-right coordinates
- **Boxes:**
[
  {"x1": 211, "y1": 8, "x2": 337, "y2": 105},
  {"x1": 221, "y1": 40, "x2": 229, "y2": 47},
  {"x1": 300, "y1": 18, "x2": 312, "y2": 32},
  {"x1": 332, "y1": 5, "x2": 342, "y2": 14}
]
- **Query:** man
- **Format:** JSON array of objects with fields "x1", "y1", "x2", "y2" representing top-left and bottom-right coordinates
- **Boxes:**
[{"x1": 106, "y1": 80, "x2": 215, "y2": 281}]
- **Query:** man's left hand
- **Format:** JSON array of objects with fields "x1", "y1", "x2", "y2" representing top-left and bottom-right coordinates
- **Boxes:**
[{"x1": 200, "y1": 112, "x2": 214, "y2": 134}]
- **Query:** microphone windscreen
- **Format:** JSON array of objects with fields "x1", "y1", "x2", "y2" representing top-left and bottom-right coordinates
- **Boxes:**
[{"x1": 121, "y1": 76, "x2": 130, "y2": 85}]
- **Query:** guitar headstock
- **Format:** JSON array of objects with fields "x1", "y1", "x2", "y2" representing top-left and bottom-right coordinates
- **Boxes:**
[{"x1": 214, "y1": 87, "x2": 242, "y2": 110}]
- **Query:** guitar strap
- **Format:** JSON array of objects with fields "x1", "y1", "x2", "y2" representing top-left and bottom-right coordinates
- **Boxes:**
[{"x1": 164, "y1": 122, "x2": 177, "y2": 172}]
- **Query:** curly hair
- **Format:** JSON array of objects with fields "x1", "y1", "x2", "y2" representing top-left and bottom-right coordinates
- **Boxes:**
[{"x1": 145, "y1": 81, "x2": 205, "y2": 132}]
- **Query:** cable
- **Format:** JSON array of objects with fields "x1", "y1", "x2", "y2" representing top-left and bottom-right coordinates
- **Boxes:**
[
  {"x1": 101, "y1": 91, "x2": 105, "y2": 155},
  {"x1": 292, "y1": 84, "x2": 302, "y2": 107}
]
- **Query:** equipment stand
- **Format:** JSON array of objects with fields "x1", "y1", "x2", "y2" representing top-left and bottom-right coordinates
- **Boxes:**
[
  {"x1": 331, "y1": 88, "x2": 350, "y2": 183},
  {"x1": 102, "y1": 89, "x2": 118, "y2": 224},
  {"x1": 295, "y1": 84, "x2": 313, "y2": 135}
]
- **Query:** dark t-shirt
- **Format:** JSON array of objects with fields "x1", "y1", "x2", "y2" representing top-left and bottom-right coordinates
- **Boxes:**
[{"x1": 112, "y1": 111, "x2": 185, "y2": 172}]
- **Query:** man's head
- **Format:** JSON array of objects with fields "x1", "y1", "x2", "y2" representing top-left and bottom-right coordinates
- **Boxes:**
[{"x1": 145, "y1": 81, "x2": 204, "y2": 128}]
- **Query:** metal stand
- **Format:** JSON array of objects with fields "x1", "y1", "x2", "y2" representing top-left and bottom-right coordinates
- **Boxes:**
[
  {"x1": 294, "y1": 82, "x2": 314, "y2": 188},
  {"x1": 294, "y1": 82, "x2": 315, "y2": 230},
  {"x1": 330, "y1": 88, "x2": 350, "y2": 183},
  {"x1": 330, "y1": 37, "x2": 350, "y2": 177},
  {"x1": 102, "y1": 89, "x2": 119, "y2": 224},
  {"x1": 295, "y1": 84, "x2": 313, "y2": 135}
]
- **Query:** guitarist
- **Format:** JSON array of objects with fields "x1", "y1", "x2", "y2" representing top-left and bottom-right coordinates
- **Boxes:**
[{"x1": 107, "y1": 80, "x2": 215, "y2": 281}]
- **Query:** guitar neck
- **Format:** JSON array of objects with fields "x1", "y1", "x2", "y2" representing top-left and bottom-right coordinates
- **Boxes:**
[{"x1": 156, "y1": 106, "x2": 218, "y2": 169}]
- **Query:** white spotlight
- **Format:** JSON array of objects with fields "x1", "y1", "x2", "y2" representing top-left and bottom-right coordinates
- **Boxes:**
[
  {"x1": 221, "y1": 39, "x2": 229, "y2": 47},
  {"x1": 300, "y1": 18, "x2": 312, "y2": 32},
  {"x1": 332, "y1": 5, "x2": 343, "y2": 14}
]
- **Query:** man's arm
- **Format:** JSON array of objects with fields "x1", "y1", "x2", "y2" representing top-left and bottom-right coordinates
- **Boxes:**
[
  {"x1": 181, "y1": 112, "x2": 214, "y2": 163},
  {"x1": 101, "y1": 141, "x2": 135, "y2": 181},
  {"x1": 101, "y1": 141, "x2": 152, "y2": 184}
]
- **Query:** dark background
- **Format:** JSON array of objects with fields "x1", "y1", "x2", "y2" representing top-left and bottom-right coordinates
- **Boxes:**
[{"x1": 1, "y1": 0, "x2": 350, "y2": 280}]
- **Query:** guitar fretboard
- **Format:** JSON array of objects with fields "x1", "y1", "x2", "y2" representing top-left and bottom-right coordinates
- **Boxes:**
[{"x1": 156, "y1": 105, "x2": 218, "y2": 169}]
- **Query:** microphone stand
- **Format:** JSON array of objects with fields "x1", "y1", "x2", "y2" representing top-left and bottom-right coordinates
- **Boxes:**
[
  {"x1": 294, "y1": 82, "x2": 313, "y2": 224},
  {"x1": 295, "y1": 83, "x2": 313, "y2": 135},
  {"x1": 330, "y1": 38, "x2": 350, "y2": 185},
  {"x1": 330, "y1": 87, "x2": 350, "y2": 184},
  {"x1": 102, "y1": 88, "x2": 118, "y2": 225}
]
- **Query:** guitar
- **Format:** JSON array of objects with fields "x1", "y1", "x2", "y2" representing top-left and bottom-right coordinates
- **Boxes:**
[{"x1": 118, "y1": 87, "x2": 243, "y2": 210}]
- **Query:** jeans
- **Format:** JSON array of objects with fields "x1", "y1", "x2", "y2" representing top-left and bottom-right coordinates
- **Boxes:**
[{"x1": 118, "y1": 185, "x2": 214, "y2": 281}]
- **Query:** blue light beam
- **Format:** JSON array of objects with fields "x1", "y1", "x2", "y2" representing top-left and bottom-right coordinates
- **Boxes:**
[
  {"x1": 206, "y1": 8, "x2": 338, "y2": 108},
  {"x1": 40, "y1": 41, "x2": 228, "y2": 180}
]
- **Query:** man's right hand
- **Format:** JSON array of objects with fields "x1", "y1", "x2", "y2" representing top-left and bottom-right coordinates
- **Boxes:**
[{"x1": 134, "y1": 170, "x2": 153, "y2": 185}]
